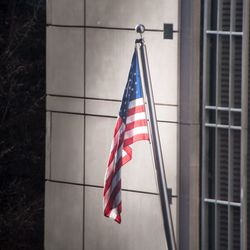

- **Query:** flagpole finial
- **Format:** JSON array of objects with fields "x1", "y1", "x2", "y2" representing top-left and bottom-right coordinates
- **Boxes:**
[{"x1": 135, "y1": 24, "x2": 145, "y2": 34}]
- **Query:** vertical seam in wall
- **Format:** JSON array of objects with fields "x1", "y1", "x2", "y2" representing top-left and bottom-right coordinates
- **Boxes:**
[
  {"x1": 83, "y1": 0, "x2": 86, "y2": 249},
  {"x1": 49, "y1": 112, "x2": 52, "y2": 179},
  {"x1": 176, "y1": 0, "x2": 181, "y2": 247},
  {"x1": 199, "y1": 1, "x2": 204, "y2": 249}
]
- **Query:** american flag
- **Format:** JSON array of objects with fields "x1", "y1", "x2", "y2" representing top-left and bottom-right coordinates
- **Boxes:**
[{"x1": 103, "y1": 49, "x2": 149, "y2": 223}]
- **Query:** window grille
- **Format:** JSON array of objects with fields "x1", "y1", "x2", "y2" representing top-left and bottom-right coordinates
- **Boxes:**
[{"x1": 202, "y1": 0, "x2": 249, "y2": 249}]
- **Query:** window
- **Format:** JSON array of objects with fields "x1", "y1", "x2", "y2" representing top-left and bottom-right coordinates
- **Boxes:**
[{"x1": 201, "y1": 0, "x2": 249, "y2": 249}]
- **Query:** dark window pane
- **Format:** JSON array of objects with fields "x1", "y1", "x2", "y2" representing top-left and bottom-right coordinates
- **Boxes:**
[
  {"x1": 218, "y1": 129, "x2": 228, "y2": 200},
  {"x1": 232, "y1": 111, "x2": 241, "y2": 126},
  {"x1": 208, "y1": 0, "x2": 218, "y2": 30},
  {"x1": 232, "y1": 130, "x2": 241, "y2": 202},
  {"x1": 206, "y1": 109, "x2": 216, "y2": 124},
  {"x1": 207, "y1": 35, "x2": 217, "y2": 106},
  {"x1": 233, "y1": 36, "x2": 242, "y2": 108},
  {"x1": 231, "y1": 206, "x2": 241, "y2": 249},
  {"x1": 235, "y1": 0, "x2": 243, "y2": 32},
  {"x1": 219, "y1": 36, "x2": 230, "y2": 107},
  {"x1": 218, "y1": 110, "x2": 229, "y2": 125},
  {"x1": 207, "y1": 203, "x2": 215, "y2": 250},
  {"x1": 206, "y1": 127, "x2": 216, "y2": 199},
  {"x1": 218, "y1": 205, "x2": 228, "y2": 250},
  {"x1": 221, "y1": 0, "x2": 231, "y2": 31}
]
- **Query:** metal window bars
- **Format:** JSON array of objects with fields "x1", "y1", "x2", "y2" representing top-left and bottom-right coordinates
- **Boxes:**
[{"x1": 202, "y1": 0, "x2": 249, "y2": 249}]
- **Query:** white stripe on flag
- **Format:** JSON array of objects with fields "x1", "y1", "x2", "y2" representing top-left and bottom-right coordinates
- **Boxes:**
[
  {"x1": 126, "y1": 112, "x2": 146, "y2": 124},
  {"x1": 109, "y1": 208, "x2": 119, "y2": 220},
  {"x1": 105, "y1": 144, "x2": 128, "y2": 181},
  {"x1": 104, "y1": 169, "x2": 121, "y2": 208},
  {"x1": 124, "y1": 126, "x2": 148, "y2": 140},
  {"x1": 109, "y1": 123, "x2": 126, "y2": 152},
  {"x1": 128, "y1": 98, "x2": 144, "y2": 109}
]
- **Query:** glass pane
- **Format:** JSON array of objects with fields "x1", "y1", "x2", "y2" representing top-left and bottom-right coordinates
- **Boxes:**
[
  {"x1": 207, "y1": 35, "x2": 217, "y2": 106},
  {"x1": 206, "y1": 109, "x2": 216, "y2": 124},
  {"x1": 231, "y1": 206, "x2": 241, "y2": 249},
  {"x1": 231, "y1": 111, "x2": 241, "y2": 126},
  {"x1": 232, "y1": 130, "x2": 241, "y2": 202},
  {"x1": 218, "y1": 128, "x2": 228, "y2": 200},
  {"x1": 207, "y1": 203, "x2": 215, "y2": 250},
  {"x1": 234, "y1": 0, "x2": 243, "y2": 32},
  {"x1": 217, "y1": 205, "x2": 228, "y2": 249},
  {"x1": 208, "y1": 0, "x2": 218, "y2": 30},
  {"x1": 218, "y1": 110, "x2": 229, "y2": 125},
  {"x1": 206, "y1": 127, "x2": 216, "y2": 199},
  {"x1": 221, "y1": 0, "x2": 231, "y2": 31},
  {"x1": 232, "y1": 36, "x2": 242, "y2": 108},
  {"x1": 219, "y1": 36, "x2": 230, "y2": 107}
]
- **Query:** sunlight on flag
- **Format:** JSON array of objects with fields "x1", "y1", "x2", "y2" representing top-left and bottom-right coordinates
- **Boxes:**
[{"x1": 103, "y1": 49, "x2": 149, "y2": 223}]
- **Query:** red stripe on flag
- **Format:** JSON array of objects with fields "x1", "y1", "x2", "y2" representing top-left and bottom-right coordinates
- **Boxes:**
[
  {"x1": 113, "y1": 117, "x2": 123, "y2": 135},
  {"x1": 127, "y1": 105, "x2": 145, "y2": 116},
  {"x1": 116, "y1": 146, "x2": 132, "y2": 168},
  {"x1": 103, "y1": 146, "x2": 132, "y2": 196},
  {"x1": 107, "y1": 123, "x2": 125, "y2": 166},
  {"x1": 115, "y1": 202, "x2": 122, "y2": 223},
  {"x1": 125, "y1": 119, "x2": 148, "y2": 131},
  {"x1": 123, "y1": 133, "x2": 150, "y2": 147},
  {"x1": 104, "y1": 179, "x2": 121, "y2": 215}
]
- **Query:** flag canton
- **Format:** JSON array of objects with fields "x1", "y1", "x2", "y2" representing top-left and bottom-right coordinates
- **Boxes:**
[{"x1": 119, "y1": 52, "x2": 143, "y2": 123}]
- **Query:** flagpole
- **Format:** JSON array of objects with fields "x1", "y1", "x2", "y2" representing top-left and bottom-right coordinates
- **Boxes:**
[{"x1": 135, "y1": 24, "x2": 177, "y2": 250}]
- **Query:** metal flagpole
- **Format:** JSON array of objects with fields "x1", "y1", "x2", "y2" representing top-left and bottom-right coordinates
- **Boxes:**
[{"x1": 135, "y1": 24, "x2": 177, "y2": 250}]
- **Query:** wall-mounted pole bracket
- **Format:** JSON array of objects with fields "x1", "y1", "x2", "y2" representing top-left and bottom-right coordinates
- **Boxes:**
[
  {"x1": 167, "y1": 188, "x2": 172, "y2": 205},
  {"x1": 164, "y1": 23, "x2": 174, "y2": 39}
]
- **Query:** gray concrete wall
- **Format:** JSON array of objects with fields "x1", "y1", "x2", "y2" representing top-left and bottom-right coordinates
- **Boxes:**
[
  {"x1": 179, "y1": 1, "x2": 201, "y2": 249},
  {"x1": 45, "y1": 1, "x2": 180, "y2": 249}
]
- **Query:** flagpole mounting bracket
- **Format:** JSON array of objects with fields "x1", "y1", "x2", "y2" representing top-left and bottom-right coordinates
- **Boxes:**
[
  {"x1": 167, "y1": 188, "x2": 172, "y2": 205},
  {"x1": 164, "y1": 23, "x2": 174, "y2": 39}
]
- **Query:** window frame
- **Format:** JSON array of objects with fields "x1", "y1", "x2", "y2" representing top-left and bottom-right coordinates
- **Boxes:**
[{"x1": 201, "y1": 0, "x2": 249, "y2": 249}]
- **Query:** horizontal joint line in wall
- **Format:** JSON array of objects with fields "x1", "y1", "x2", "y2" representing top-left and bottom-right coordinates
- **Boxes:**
[
  {"x1": 46, "y1": 179, "x2": 83, "y2": 186},
  {"x1": 46, "y1": 24, "x2": 179, "y2": 33},
  {"x1": 47, "y1": 110, "x2": 177, "y2": 123},
  {"x1": 179, "y1": 122, "x2": 200, "y2": 126},
  {"x1": 83, "y1": 113, "x2": 178, "y2": 123},
  {"x1": 47, "y1": 94, "x2": 120, "y2": 102},
  {"x1": 47, "y1": 110, "x2": 117, "y2": 118},
  {"x1": 46, "y1": 179, "x2": 178, "y2": 197},
  {"x1": 85, "y1": 113, "x2": 117, "y2": 119},
  {"x1": 84, "y1": 184, "x2": 178, "y2": 197},
  {"x1": 47, "y1": 94, "x2": 178, "y2": 107},
  {"x1": 87, "y1": 184, "x2": 160, "y2": 196},
  {"x1": 157, "y1": 120, "x2": 177, "y2": 124},
  {"x1": 47, "y1": 110, "x2": 85, "y2": 116}
]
